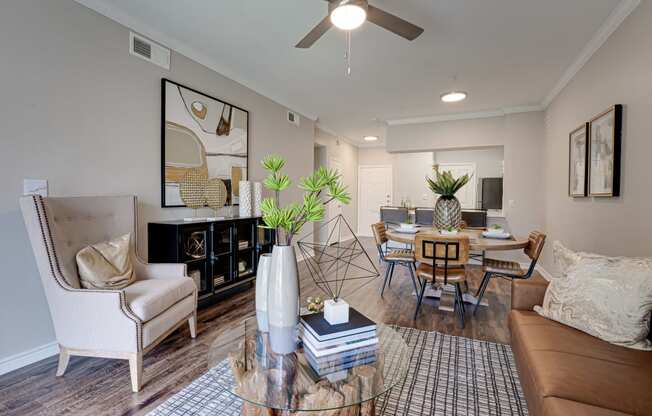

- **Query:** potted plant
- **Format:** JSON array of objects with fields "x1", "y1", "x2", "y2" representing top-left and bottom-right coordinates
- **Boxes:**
[
  {"x1": 259, "y1": 155, "x2": 350, "y2": 353},
  {"x1": 426, "y1": 165, "x2": 471, "y2": 230}
]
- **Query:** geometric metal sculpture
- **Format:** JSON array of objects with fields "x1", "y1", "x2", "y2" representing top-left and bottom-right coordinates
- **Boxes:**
[{"x1": 297, "y1": 214, "x2": 379, "y2": 301}]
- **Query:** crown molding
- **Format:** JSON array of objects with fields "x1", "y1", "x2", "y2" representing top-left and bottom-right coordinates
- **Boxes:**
[
  {"x1": 74, "y1": 0, "x2": 318, "y2": 121},
  {"x1": 541, "y1": 0, "x2": 640, "y2": 108},
  {"x1": 386, "y1": 105, "x2": 543, "y2": 126}
]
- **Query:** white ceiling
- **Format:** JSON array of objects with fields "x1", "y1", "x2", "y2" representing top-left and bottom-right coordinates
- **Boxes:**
[{"x1": 77, "y1": 0, "x2": 628, "y2": 144}]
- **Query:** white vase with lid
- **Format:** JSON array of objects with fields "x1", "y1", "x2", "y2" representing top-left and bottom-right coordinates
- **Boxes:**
[
  {"x1": 267, "y1": 245, "x2": 300, "y2": 354},
  {"x1": 255, "y1": 253, "x2": 272, "y2": 332}
]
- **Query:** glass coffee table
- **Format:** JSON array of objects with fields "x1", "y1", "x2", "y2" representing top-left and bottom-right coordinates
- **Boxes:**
[{"x1": 207, "y1": 317, "x2": 410, "y2": 415}]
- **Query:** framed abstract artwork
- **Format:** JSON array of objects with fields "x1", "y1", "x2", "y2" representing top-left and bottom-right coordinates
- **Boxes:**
[
  {"x1": 568, "y1": 123, "x2": 589, "y2": 197},
  {"x1": 161, "y1": 78, "x2": 249, "y2": 207},
  {"x1": 588, "y1": 104, "x2": 622, "y2": 197}
]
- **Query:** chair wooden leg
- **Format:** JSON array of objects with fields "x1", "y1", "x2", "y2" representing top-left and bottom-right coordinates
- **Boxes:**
[
  {"x1": 188, "y1": 311, "x2": 197, "y2": 339},
  {"x1": 473, "y1": 273, "x2": 492, "y2": 316},
  {"x1": 129, "y1": 352, "x2": 143, "y2": 393},
  {"x1": 380, "y1": 263, "x2": 392, "y2": 297},
  {"x1": 388, "y1": 263, "x2": 396, "y2": 287},
  {"x1": 413, "y1": 277, "x2": 427, "y2": 320},
  {"x1": 407, "y1": 263, "x2": 418, "y2": 294},
  {"x1": 455, "y1": 283, "x2": 466, "y2": 328},
  {"x1": 56, "y1": 346, "x2": 70, "y2": 377}
]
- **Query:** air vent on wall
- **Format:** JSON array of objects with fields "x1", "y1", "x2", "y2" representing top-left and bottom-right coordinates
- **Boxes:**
[
  {"x1": 287, "y1": 110, "x2": 300, "y2": 127},
  {"x1": 129, "y1": 32, "x2": 170, "y2": 70}
]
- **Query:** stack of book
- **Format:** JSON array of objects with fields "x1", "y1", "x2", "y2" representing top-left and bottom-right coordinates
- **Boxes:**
[{"x1": 300, "y1": 308, "x2": 378, "y2": 377}]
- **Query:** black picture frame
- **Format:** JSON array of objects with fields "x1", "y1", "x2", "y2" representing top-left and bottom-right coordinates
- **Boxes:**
[
  {"x1": 588, "y1": 104, "x2": 622, "y2": 197},
  {"x1": 568, "y1": 123, "x2": 589, "y2": 197},
  {"x1": 161, "y1": 78, "x2": 250, "y2": 208}
]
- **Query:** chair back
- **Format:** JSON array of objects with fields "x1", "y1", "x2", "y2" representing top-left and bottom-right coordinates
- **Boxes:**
[
  {"x1": 415, "y1": 233, "x2": 470, "y2": 268},
  {"x1": 414, "y1": 208, "x2": 434, "y2": 226},
  {"x1": 380, "y1": 206, "x2": 408, "y2": 225},
  {"x1": 20, "y1": 195, "x2": 138, "y2": 289},
  {"x1": 371, "y1": 222, "x2": 388, "y2": 246},
  {"x1": 523, "y1": 231, "x2": 546, "y2": 276},
  {"x1": 461, "y1": 210, "x2": 487, "y2": 228}
]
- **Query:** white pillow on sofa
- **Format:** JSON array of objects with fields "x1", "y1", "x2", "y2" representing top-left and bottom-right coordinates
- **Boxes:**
[{"x1": 535, "y1": 242, "x2": 652, "y2": 350}]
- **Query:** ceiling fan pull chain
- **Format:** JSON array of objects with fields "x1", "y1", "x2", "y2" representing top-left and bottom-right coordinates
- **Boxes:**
[{"x1": 345, "y1": 30, "x2": 352, "y2": 76}]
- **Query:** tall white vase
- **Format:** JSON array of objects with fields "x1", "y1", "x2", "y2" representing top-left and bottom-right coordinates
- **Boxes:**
[
  {"x1": 253, "y1": 182, "x2": 263, "y2": 217},
  {"x1": 267, "y1": 245, "x2": 300, "y2": 354},
  {"x1": 255, "y1": 253, "x2": 272, "y2": 332},
  {"x1": 239, "y1": 181, "x2": 252, "y2": 217}
]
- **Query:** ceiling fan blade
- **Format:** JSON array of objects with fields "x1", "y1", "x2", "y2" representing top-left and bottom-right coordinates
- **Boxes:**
[
  {"x1": 367, "y1": 5, "x2": 424, "y2": 41},
  {"x1": 295, "y1": 16, "x2": 333, "y2": 48}
]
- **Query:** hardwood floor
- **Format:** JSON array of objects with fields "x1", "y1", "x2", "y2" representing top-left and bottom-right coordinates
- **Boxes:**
[{"x1": 0, "y1": 238, "x2": 534, "y2": 416}]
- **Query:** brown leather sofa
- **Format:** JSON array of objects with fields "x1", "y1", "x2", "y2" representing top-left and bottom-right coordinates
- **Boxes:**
[{"x1": 509, "y1": 276, "x2": 652, "y2": 416}]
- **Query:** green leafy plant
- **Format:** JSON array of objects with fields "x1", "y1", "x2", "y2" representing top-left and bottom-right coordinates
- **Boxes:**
[
  {"x1": 426, "y1": 165, "x2": 472, "y2": 199},
  {"x1": 260, "y1": 155, "x2": 351, "y2": 246}
]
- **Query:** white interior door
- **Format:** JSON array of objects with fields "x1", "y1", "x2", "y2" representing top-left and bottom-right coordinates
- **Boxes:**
[
  {"x1": 436, "y1": 163, "x2": 477, "y2": 209},
  {"x1": 358, "y1": 165, "x2": 392, "y2": 236}
]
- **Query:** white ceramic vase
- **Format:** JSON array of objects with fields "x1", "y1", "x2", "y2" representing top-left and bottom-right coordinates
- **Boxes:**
[
  {"x1": 239, "y1": 181, "x2": 252, "y2": 217},
  {"x1": 253, "y1": 182, "x2": 263, "y2": 217},
  {"x1": 267, "y1": 245, "x2": 300, "y2": 354},
  {"x1": 255, "y1": 253, "x2": 272, "y2": 332}
]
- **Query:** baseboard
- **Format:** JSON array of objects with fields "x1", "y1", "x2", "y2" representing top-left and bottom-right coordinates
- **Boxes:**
[{"x1": 0, "y1": 341, "x2": 59, "y2": 376}]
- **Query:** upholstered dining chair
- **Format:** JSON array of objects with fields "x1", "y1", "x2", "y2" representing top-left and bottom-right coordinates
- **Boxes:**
[
  {"x1": 379, "y1": 206, "x2": 409, "y2": 226},
  {"x1": 414, "y1": 233, "x2": 470, "y2": 327},
  {"x1": 371, "y1": 223, "x2": 418, "y2": 296},
  {"x1": 473, "y1": 231, "x2": 546, "y2": 315},
  {"x1": 20, "y1": 195, "x2": 197, "y2": 392},
  {"x1": 414, "y1": 208, "x2": 434, "y2": 226}
]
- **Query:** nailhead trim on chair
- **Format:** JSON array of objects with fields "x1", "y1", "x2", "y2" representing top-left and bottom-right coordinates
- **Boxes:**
[{"x1": 32, "y1": 195, "x2": 144, "y2": 351}]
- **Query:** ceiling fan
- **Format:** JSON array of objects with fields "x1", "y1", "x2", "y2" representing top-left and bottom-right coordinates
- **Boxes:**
[{"x1": 295, "y1": 0, "x2": 424, "y2": 48}]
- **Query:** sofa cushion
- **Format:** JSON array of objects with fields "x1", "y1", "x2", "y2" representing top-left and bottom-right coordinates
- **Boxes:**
[
  {"x1": 76, "y1": 233, "x2": 135, "y2": 290},
  {"x1": 510, "y1": 310, "x2": 652, "y2": 416},
  {"x1": 124, "y1": 278, "x2": 195, "y2": 322},
  {"x1": 543, "y1": 398, "x2": 633, "y2": 416},
  {"x1": 535, "y1": 242, "x2": 652, "y2": 350}
]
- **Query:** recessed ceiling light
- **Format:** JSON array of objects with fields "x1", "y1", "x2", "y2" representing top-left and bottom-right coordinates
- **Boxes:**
[
  {"x1": 363, "y1": 135, "x2": 379, "y2": 142},
  {"x1": 441, "y1": 91, "x2": 468, "y2": 103},
  {"x1": 330, "y1": 3, "x2": 367, "y2": 30}
]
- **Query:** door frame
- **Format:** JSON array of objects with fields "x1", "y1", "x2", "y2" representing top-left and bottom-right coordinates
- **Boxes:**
[{"x1": 357, "y1": 164, "x2": 393, "y2": 236}]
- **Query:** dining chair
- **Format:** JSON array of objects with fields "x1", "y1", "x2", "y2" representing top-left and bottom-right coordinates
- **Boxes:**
[
  {"x1": 473, "y1": 231, "x2": 546, "y2": 315},
  {"x1": 414, "y1": 208, "x2": 434, "y2": 226},
  {"x1": 414, "y1": 233, "x2": 470, "y2": 327},
  {"x1": 371, "y1": 223, "x2": 418, "y2": 296},
  {"x1": 380, "y1": 206, "x2": 409, "y2": 226}
]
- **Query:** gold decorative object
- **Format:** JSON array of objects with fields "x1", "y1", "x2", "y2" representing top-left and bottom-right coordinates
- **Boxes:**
[
  {"x1": 179, "y1": 168, "x2": 208, "y2": 209},
  {"x1": 191, "y1": 101, "x2": 207, "y2": 119},
  {"x1": 306, "y1": 296, "x2": 324, "y2": 313},
  {"x1": 206, "y1": 178, "x2": 228, "y2": 211}
]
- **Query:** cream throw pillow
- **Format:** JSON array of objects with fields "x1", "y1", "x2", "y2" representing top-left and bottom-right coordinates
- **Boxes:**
[
  {"x1": 535, "y1": 242, "x2": 652, "y2": 350},
  {"x1": 76, "y1": 233, "x2": 135, "y2": 290}
]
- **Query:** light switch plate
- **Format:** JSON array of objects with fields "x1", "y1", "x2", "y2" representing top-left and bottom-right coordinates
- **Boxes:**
[{"x1": 23, "y1": 179, "x2": 48, "y2": 197}]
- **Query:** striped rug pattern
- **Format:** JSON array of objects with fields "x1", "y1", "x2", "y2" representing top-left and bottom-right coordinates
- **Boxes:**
[{"x1": 148, "y1": 327, "x2": 528, "y2": 416}]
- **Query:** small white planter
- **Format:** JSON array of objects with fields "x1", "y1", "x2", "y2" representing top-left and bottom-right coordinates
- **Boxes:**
[
  {"x1": 255, "y1": 253, "x2": 272, "y2": 332},
  {"x1": 324, "y1": 299, "x2": 349, "y2": 325}
]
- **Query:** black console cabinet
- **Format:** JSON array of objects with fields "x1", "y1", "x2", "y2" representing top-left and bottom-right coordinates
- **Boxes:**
[{"x1": 148, "y1": 216, "x2": 274, "y2": 307}]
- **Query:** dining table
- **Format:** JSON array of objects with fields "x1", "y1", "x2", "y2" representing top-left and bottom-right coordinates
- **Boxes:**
[{"x1": 384, "y1": 227, "x2": 530, "y2": 311}]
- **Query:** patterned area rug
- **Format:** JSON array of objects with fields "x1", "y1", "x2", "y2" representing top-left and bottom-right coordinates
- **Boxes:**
[{"x1": 148, "y1": 327, "x2": 528, "y2": 416}]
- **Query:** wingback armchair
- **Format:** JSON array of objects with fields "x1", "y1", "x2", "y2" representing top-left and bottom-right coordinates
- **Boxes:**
[{"x1": 20, "y1": 195, "x2": 197, "y2": 392}]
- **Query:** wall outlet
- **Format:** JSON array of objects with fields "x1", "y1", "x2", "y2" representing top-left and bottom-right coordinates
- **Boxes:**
[
  {"x1": 23, "y1": 179, "x2": 48, "y2": 197},
  {"x1": 508, "y1": 199, "x2": 516, "y2": 208}
]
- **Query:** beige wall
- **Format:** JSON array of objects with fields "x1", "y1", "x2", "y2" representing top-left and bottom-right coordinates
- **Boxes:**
[
  {"x1": 385, "y1": 112, "x2": 546, "y2": 241},
  {"x1": 0, "y1": 1, "x2": 314, "y2": 362},
  {"x1": 542, "y1": 0, "x2": 652, "y2": 274},
  {"x1": 314, "y1": 129, "x2": 359, "y2": 234}
]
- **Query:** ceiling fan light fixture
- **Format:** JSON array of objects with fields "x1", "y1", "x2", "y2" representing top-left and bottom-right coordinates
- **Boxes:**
[
  {"x1": 363, "y1": 135, "x2": 379, "y2": 142},
  {"x1": 330, "y1": 4, "x2": 367, "y2": 30},
  {"x1": 441, "y1": 91, "x2": 468, "y2": 103}
]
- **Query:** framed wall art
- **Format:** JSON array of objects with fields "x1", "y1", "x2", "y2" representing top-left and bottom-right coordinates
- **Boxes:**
[
  {"x1": 161, "y1": 78, "x2": 249, "y2": 207},
  {"x1": 568, "y1": 123, "x2": 589, "y2": 197},
  {"x1": 588, "y1": 104, "x2": 622, "y2": 197}
]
